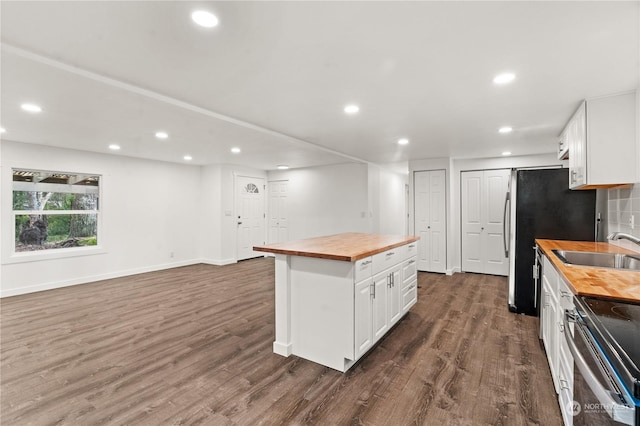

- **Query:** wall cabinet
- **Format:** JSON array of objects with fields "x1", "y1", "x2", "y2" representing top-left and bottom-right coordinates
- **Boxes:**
[
  {"x1": 565, "y1": 91, "x2": 637, "y2": 189},
  {"x1": 557, "y1": 129, "x2": 569, "y2": 160}
]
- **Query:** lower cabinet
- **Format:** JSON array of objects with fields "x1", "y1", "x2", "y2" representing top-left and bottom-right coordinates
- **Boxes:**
[
  {"x1": 354, "y1": 254, "x2": 416, "y2": 360},
  {"x1": 540, "y1": 252, "x2": 575, "y2": 425},
  {"x1": 354, "y1": 277, "x2": 374, "y2": 359}
]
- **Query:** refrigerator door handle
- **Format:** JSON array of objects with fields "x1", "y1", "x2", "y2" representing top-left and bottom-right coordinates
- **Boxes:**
[{"x1": 503, "y1": 191, "x2": 510, "y2": 258}]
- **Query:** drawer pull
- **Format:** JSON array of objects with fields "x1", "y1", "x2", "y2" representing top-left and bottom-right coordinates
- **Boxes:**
[
  {"x1": 408, "y1": 244, "x2": 415, "y2": 248},
  {"x1": 408, "y1": 260, "x2": 415, "y2": 265},
  {"x1": 361, "y1": 260, "x2": 372, "y2": 266},
  {"x1": 386, "y1": 252, "x2": 395, "y2": 257}
]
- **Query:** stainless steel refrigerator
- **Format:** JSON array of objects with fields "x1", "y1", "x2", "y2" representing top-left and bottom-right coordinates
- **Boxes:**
[{"x1": 506, "y1": 168, "x2": 597, "y2": 316}]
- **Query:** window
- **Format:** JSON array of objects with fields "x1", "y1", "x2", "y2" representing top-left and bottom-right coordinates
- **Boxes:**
[{"x1": 12, "y1": 169, "x2": 100, "y2": 253}]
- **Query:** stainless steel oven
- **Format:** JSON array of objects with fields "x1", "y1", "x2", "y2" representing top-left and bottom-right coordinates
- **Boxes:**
[{"x1": 564, "y1": 297, "x2": 639, "y2": 425}]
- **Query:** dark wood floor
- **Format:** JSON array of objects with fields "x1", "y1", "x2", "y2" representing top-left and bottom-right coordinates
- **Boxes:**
[{"x1": 1, "y1": 258, "x2": 562, "y2": 425}]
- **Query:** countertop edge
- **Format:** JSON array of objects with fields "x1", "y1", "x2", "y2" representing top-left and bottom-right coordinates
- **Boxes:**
[{"x1": 254, "y1": 234, "x2": 419, "y2": 262}]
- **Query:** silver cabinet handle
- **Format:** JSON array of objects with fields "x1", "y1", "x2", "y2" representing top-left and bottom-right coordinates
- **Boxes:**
[
  {"x1": 386, "y1": 252, "x2": 395, "y2": 257},
  {"x1": 560, "y1": 290, "x2": 572, "y2": 298},
  {"x1": 408, "y1": 259, "x2": 415, "y2": 265},
  {"x1": 408, "y1": 244, "x2": 415, "y2": 248},
  {"x1": 370, "y1": 282, "x2": 375, "y2": 298},
  {"x1": 361, "y1": 260, "x2": 372, "y2": 266}
]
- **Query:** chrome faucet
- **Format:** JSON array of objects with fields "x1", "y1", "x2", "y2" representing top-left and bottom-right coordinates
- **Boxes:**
[{"x1": 607, "y1": 232, "x2": 640, "y2": 246}]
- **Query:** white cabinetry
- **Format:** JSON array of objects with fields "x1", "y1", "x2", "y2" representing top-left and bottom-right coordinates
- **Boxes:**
[
  {"x1": 565, "y1": 91, "x2": 637, "y2": 189},
  {"x1": 357, "y1": 251, "x2": 415, "y2": 360},
  {"x1": 540, "y1": 252, "x2": 576, "y2": 425},
  {"x1": 541, "y1": 255, "x2": 559, "y2": 393},
  {"x1": 354, "y1": 277, "x2": 374, "y2": 359},
  {"x1": 557, "y1": 129, "x2": 569, "y2": 160}
]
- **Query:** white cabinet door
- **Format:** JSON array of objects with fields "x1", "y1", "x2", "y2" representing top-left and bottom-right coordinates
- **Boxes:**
[
  {"x1": 387, "y1": 266, "x2": 402, "y2": 326},
  {"x1": 372, "y1": 270, "x2": 389, "y2": 341},
  {"x1": 568, "y1": 102, "x2": 586, "y2": 188},
  {"x1": 461, "y1": 169, "x2": 510, "y2": 275},
  {"x1": 414, "y1": 169, "x2": 446, "y2": 273},
  {"x1": 542, "y1": 276, "x2": 559, "y2": 394},
  {"x1": 354, "y1": 277, "x2": 373, "y2": 359}
]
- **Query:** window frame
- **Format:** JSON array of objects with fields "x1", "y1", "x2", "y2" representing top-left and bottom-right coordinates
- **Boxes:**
[{"x1": 7, "y1": 168, "x2": 105, "y2": 264}]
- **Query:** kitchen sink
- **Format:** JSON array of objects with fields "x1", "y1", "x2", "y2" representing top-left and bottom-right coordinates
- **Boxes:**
[{"x1": 553, "y1": 250, "x2": 640, "y2": 271}]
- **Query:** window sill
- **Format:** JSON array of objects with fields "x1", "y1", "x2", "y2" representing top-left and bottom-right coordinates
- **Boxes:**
[{"x1": 3, "y1": 245, "x2": 106, "y2": 264}]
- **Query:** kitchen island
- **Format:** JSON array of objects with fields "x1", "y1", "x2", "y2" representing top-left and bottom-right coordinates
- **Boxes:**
[{"x1": 254, "y1": 233, "x2": 419, "y2": 372}]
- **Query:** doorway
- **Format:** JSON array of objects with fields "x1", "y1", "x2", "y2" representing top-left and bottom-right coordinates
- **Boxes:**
[
  {"x1": 414, "y1": 170, "x2": 446, "y2": 273},
  {"x1": 460, "y1": 169, "x2": 510, "y2": 276},
  {"x1": 268, "y1": 180, "x2": 289, "y2": 244},
  {"x1": 236, "y1": 175, "x2": 266, "y2": 261}
]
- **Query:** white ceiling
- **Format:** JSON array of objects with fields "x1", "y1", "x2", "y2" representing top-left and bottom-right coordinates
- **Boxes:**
[{"x1": 1, "y1": 1, "x2": 638, "y2": 171}]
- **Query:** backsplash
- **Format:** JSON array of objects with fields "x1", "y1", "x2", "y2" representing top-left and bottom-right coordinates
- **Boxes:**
[{"x1": 608, "y1": 184, "x2": 640, "y2": 247}]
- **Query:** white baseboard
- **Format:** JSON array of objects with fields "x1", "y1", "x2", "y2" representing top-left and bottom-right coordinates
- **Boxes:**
[
  {"x1": 446, "y1": 267, "x2": 460, "y2": 276},
  {"x1": 200, "y1": 258, "x2": 237, "y2": 266},
  {"x1": 273, "y1": 341, "x2": 292, "y2": 356},
  {"x1": 1, "y1": 259, "x2": 201, "y2": 298}
]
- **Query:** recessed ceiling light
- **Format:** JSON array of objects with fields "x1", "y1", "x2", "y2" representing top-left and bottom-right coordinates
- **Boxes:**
[
  {"x1": 277, "y1": 165, "x2": 290, "y2": 170},
  {"x1": 344, "y1": 104, "x2": 359, "y2": 114},
  {"x1": 397, "y1": 138, "x2": 409, "y2": 145},
  {"x1": 155, "y1": 131, "x2": 169, "y2": 139},
  {"x1": 21, "y1": 103, "x2": 42, "y2": 113},
  {"x1": 183, "y1": 155, "x2": 193, "y2": 161},
  {"x1": 498, "y1": 126, "x2": 513, "y2": 134},
  {"x1": 109, "y1": 144, "x2": 121, "y2": 150},
  {"x1": 0, "y1": 127, "x2": 5, "y2": 133},
  {"x1": 192, "y1": 10, "x2": 219, "y2": 28},
  {"x1": 231, "y1": 147, "x2": 241, "y2": 154},
  {"x1": 502, "y1": 151, "x2": 512, "y2": 156},
  {"x1": 493, "y1": 72, "x2": 516, "y2": 85}
]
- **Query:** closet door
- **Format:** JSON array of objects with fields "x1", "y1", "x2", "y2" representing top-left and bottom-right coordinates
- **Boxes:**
[
  {"x1": 461, "y1": 169, "x2": 510, "y2": 276},
  {"x1": 414, "y1": 170, "x2": 446, "y2": 273}
]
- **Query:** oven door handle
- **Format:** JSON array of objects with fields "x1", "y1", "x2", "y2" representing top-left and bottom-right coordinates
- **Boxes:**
[{"x1": 563, "y1": 311, "x2": 635, "y2": 425}]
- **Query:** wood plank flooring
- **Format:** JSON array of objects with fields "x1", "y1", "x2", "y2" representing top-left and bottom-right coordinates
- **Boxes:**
[{"x1": 1, "y1": 258, "x2": 562, "y2": 425}]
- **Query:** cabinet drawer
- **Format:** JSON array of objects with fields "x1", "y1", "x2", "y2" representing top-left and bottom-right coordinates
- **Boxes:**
[
  {"x1": 404, "y1": 242, "x2": 418, "y2": 259},
  {"x1": 402, "y1": 258, "x2": 417, "y2": 288},
  {"x1": 402, "y1": 281, "x2": 417, "y2": 312},
  {"x1": 354, "y1": 257, "x2": 373, "y2": 283},
  {"x1": 372, "y1": 248, "x2": 402, "y2": 275}
]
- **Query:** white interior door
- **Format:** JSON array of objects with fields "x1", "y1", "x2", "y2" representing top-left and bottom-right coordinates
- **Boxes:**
[
  {"x1": 268, "y1": 180, "x2": 289, "y2": 244},
  {"x1": 461, "y1": 169, "x2": 510, "y2": 275},
  {"x1": 428, "y1": 171, "x2": 446, "y2": 273},
  {"x1": 483, "y1": 169, "x2": 510, "y2": 275},
  {"x1": 236, "y1": 175, "x2": 265, "y2": 261},
  {"x1": 461, "y1": 171, "x2": 483, "y2": 273},
  {"x1": 414, "y1": 170, "x2": 446, "y2": 273}
]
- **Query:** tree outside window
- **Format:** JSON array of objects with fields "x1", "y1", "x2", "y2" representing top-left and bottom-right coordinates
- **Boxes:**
[{"x1": 12, "y1": 169, "x2": 100, "y2": 252}]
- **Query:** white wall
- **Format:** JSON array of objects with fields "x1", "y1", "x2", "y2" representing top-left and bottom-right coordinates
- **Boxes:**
[
  {"x1": 1, "y1": 141, "x2": 202, "y2": 297},
  {"x1": 268, "y1": 163, "x2": 371, "y2": 240},
  {"x1": 374, "y1": 166, "x2": 407, "y2": 235}
]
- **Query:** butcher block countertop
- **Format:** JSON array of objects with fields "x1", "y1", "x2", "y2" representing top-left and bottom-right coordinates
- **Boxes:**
[
  {"x1": 536, "y1": 239, "x2": 640, "y2": 303},
  {"x1": 254, "y1": 232, "x2": 419, "y2": 262}
]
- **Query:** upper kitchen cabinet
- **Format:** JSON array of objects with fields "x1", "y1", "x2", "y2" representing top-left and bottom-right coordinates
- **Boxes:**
[{"x1": 565, "y1": 91, "x2": 638, "y2": 189}]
